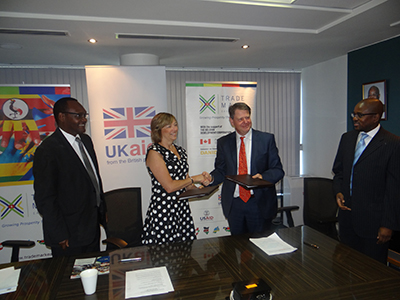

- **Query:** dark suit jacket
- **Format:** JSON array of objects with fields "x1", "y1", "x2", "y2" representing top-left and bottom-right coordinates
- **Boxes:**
[
  {"x1": 33, "y1": 128, "x2": 106, "y2": 248},
  {"x1": 210, "y1": 129, "x2": 284, "y2": 220},
  {"x1": 333, "y1": 127, "x2": 400, "y2": 238}
]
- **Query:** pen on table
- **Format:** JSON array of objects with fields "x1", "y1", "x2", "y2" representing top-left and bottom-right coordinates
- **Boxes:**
[
  {"x1": 119, "y1": 257, "x2": 142, "y2": 263},
  {"x1": 303, "y1": 242, "x2": 319, "y2": 249}
]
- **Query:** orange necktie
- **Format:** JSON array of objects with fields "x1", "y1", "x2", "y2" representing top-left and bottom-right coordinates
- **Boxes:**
[{"x1": 239, "y1": 136, "x2": 251, "y2": 202}]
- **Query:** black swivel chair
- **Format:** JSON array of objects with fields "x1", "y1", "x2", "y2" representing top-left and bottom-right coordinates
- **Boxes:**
[
  {"x1": 388, "y1": 231, "x2": 400, "y2": 269},
  {"x1": 102, "y1": 187, "x2": 143, "y2": 249},
  {"x1": 1, "y1": 240, "x2": 35, "y2": 262},
  {"x1": 274, "y1": 180, "x2": 299, "y2": 229},
  {"x1": 303, "y1": 177, "x2": 338, "y2": 240}
]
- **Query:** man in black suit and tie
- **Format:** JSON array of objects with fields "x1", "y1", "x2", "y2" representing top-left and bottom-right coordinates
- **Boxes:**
[
  {"x1": 333, "y1": 98, "x2": 400, "y2": 263},
  {"x1": 207, "y1": 102, "x2": 284, "y2": 235},
  {"x1": 33, "y1": 97, "x2": 106, "y2": 257}
]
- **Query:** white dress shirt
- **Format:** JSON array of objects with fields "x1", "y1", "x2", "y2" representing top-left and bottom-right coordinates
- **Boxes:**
[{"x1": 59, "y1": 128, "x2": 100, "y2": 184}]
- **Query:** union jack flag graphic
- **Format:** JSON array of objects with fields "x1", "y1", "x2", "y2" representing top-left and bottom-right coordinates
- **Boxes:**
[{"x1": 103, "y1": 106, "x2": 155, "y2": 140}]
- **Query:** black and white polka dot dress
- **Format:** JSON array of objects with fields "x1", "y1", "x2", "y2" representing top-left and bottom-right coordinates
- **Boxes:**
[{"x1": 142, "y1": 143, "x2": 196, "y2": 245}]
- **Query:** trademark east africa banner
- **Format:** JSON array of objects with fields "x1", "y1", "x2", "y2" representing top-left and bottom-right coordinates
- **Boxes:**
[
  {"x1": 85, "y1": 66, "x2": 167, "y2": 221},
  {"x1": 0, "y1": 85, "x2": 71, "y2": 263},
  {"x1": 185, "y1": 82, "x2": 256, "y2": 239}
]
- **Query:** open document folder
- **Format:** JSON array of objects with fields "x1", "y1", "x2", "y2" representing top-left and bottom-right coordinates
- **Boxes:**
[
  {"x1": 250, "y1": 232, "x2": 297, "y2": 256},
  {"x1": 178, "y1": 185, "x2": 219, "y2": 200}
]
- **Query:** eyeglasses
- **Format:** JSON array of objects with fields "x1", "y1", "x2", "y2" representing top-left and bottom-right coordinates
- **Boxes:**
[
  {"x1": 351, "y1": 112, "x2": 377, "y2": 119},
  {"x1": 62, "y1": 112, "x2": 89, "y2": 119}
]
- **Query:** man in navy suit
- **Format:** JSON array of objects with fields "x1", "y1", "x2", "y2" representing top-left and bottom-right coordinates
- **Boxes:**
[
  {"x1": 208, "y1": 102, "x2": 284, "y2": 235},
  {"x1": 333, "y1": 98, "x2": 400, "y2": 263},
  {"x1": 33, "y1": 97, "x2": 106, "y2": 257}
]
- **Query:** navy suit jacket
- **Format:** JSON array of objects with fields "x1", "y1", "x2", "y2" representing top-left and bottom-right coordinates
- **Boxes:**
[
  {"x1": 33, "y1": 128, "x2": 106, "y2": 247},
  {"x1": 333, "y1": 127, "x2": 400, "y2": 238},
  {"x1": 210, "y1": 129, "x2": 284, "y2": 220}
]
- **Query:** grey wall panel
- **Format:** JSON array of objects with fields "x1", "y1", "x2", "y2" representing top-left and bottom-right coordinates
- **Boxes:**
[{"x1": 0, "y1": 67, "x2": 88, "y2": 107}]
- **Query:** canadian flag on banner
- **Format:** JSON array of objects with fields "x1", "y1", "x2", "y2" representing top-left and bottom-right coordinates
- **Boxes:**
[{"x1": 200, "y1": 139, "x2": 211, "y2": 144}]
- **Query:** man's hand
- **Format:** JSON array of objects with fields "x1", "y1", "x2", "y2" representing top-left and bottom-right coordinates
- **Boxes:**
[
  {"x1": 336, "y1": 193, "x2": 351, "y2": 210},
  {"x1": 59, "y1": 239, "x2": 69, "y2": 250},
  {"x1": 377, "y1": 227, "x2": 392, "y2": 244},
  {"x1": 252, "y1": 173, "x2": 263, "y2": 179},
  {"x1": 201, "y1": 172, "x2": 212, "y2": 186}
]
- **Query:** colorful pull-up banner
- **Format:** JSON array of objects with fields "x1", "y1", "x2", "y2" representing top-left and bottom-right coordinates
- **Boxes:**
[
  {"x1": 0, "y1": 85, "x2": 70, "y2": 185},
  {"x1": 0, "y1": 84, "x2": 70, "y2": 264},
  {"x1": 185, "y1": 82, "x2": 257, "y2": 239}
]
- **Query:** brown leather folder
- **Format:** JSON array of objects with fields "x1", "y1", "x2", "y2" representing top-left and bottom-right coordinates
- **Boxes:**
[
  {"x1": 178, "y1": 185, "x2": 219, "y2": 200},
  {"x1": 226, "y1": 174, "x2": 273, "y2": 189}
]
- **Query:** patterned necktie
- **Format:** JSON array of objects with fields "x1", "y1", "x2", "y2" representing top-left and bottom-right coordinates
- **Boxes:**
[
  {"x1": 350, "y1": 132, "x2": 368, "y2": 194},
  {"x1": 239, "y1": 136, "x2": 251, "y2": 202},
  {"x1": 76, "y1": 137, "x2": 101, "y2": 206}
]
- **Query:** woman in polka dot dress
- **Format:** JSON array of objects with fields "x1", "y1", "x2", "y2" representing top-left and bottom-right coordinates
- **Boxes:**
[{"x1": 142, "y1": 112, "x2": 211, "y2": 245}]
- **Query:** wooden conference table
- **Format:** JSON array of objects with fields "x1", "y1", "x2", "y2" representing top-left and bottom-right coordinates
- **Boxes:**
[{"x1": 1, "y1": 226, "x2": 400, "y2": 300}]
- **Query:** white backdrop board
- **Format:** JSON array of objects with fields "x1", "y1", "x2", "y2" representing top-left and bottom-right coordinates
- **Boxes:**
[{"x1": 85, "y1": 66, "x2": 167, "y2": 226}]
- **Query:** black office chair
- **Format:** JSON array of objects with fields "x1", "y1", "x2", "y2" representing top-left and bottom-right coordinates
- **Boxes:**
[
  {"x1": 102, "y1": 187, "x2": 143, "y2": 249},
  {"x1": 388, "y1": 231, "x2": 400, "y2": 269},
  {"x1": 277, "y1": 205, "x2": 299, "y2": 228},
  {"x1": 274, "y1": 180, "x2": 299, "y2": 229},
  {"x1": 303, "y1": 177, "x2": 338, "y2": 240},
  {"x1": 1, "y1": 240, "x2": 35, "y2": 262}
]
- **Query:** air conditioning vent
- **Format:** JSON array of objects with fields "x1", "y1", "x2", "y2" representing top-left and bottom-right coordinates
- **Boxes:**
[
  {"x1": 116, "y1": 33, "x2": 238, "y2": 43},
  {"x1": 0, "y1": 28, "x2": 69, "y2": 36}
]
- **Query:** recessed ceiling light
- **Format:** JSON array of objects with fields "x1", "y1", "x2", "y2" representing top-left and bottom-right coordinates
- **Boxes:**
[
  {"x1": 242, "y1": 45, "x2": 249, "y2": 49},
  {"x1": 88, "y1": 38, "x2": 97, "y2": 44},
  {"x1": 248, "y1": 0, "x2": 295, "y2": 2}
]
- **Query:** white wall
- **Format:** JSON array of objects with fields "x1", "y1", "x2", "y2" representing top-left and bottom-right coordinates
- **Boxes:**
[{"x1": 301, "y1": 55, "x2": 348, "y2": 178}]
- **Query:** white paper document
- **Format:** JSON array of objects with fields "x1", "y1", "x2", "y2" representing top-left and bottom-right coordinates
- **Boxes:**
[
  {"x1": 250, "y1": 232, "x2": 297, "y2": 256},
  {"x1": 0, "y1": 267, "x2": 21, "y2": 295},
  {"x1": 74, "y1": 257, "x2": 97, "y2": 265},
  {"x1": 125, "y1": 266, "x2": 174, "y2": 299}
]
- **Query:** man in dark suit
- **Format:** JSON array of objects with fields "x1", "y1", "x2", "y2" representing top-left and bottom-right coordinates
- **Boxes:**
[
  {"x1": 333, "y1": 98, "x2": 400, "y2": 263},
  {"x1": 33, "y1": 97, "x2": 106, "y2": 257},
  {"x1": 208, "y1": 102, "x2": 284, "y2": 235}
]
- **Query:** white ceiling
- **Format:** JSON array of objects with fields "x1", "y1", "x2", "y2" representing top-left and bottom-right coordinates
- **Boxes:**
[{"x1": 1, "y1": 0, "x2": 399, "y2": 70}]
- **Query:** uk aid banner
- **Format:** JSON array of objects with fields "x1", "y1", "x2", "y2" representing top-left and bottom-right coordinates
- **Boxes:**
[
  {"x1": 85, "y1": 66, "x2": 167, "y2": 222},
  {"x1": 185, "y1": 82, "x2": 256, "y2": 239},
  {"x1": 0, "y1": 85, "x2": 71, "y2": 263}
]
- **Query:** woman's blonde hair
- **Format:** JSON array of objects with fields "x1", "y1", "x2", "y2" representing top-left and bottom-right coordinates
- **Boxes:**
[{"x1": 150, "y1": 112, "x2": 177, "y2": 143}]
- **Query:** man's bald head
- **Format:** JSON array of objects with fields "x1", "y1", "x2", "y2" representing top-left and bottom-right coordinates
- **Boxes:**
[
  {"x1": 357, "y1": 98, "x2": 384, "y2": 118},
  {"x1": 352, "y1": 98, "x2": 383, "y2": 132}
]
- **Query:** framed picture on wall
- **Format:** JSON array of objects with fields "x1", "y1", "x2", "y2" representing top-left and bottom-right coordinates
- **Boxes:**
[{"x1": 362, "y1": 80, "x2": 387, "y2": 120}]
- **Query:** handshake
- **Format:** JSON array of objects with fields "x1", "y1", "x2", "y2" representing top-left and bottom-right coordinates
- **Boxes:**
[{"x1": 190, "y1": 172, "x2": 213, "y2": 187}]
